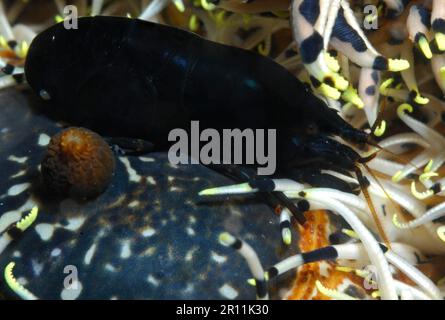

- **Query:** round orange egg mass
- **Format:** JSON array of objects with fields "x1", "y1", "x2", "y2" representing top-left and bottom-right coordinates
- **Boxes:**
[{"x1": 41, "y1": 127, "x2": 115, "y2": 199}]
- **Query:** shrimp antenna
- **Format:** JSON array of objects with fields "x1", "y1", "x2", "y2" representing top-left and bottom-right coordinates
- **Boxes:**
[
  {"x1": 362, "y1": 162, "x2": 404, "y2": 222},
  {"x1": 354, "y1": 166, "x2": 391, "y2": 249},
  {"x1": 366, "y1": 137, "x2": 421, "y2": 173}
]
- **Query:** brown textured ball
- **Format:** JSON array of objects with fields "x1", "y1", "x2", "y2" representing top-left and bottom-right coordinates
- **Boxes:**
[{"x1": 41, "y1": 127, "x2": 115, "y2": 199}]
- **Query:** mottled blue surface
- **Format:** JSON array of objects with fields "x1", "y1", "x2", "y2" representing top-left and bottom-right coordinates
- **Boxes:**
[{"x1": 0, "y1": 89, "x2": 298, "y2": 299}]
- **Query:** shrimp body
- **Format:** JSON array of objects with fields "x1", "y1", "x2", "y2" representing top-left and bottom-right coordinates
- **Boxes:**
[{"x1": 25, "y1": 16, "x2": 367, "y2": 189}]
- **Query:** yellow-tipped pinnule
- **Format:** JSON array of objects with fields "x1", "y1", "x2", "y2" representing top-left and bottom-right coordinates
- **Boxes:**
[
  {"x1": 413, "y1": 92, "x2": 429, "y2": 105},
  {"x1": 410, "y1": 181, "x2": 434, "y2": 200},
  {"x1": 388, "y1": 59, "x2": 410, "y2": 72},
  {"x1": 189, "y1": 15, "x2": 199, "y2": 31},
  {"x1": 4, "y1": 262, "x2": 37, "y2": 300},
  {"x1": 319, "y1": 83, "x2": 341, "y2": 100},
  {"x1": 437, "y1": 226, "x2": 445, "y2": 242},
  {"x1": 435, "y1": 32, "x2": 445, "y2": 51},
  {"x1": 282, "y1": 229, "x2": 292, "y2": 245},
  {"x1": 373, "y1": 120, "x2": 386, "y2": 137},
  {"x1": 392, "y1": 170, "x2": 404, "y2": 183},
  {"x1": 16, "y1": 207, "x2": 39, "y2": 232},
  {"x1": 417, "y1": 36, "x2": 433, "y2": 59},
  {"x1": 342, "y1": 86, "x2": 364, "y2": 109},
  {"x1": 342, "y1": 228, "x2": 359, "y2": 239},
  {"x1": 173, "y1": 0, "x2": 185, "y2": 12},
  {"x1": 201, "y1": 0, "x2": 216, "y2": 11},
  {"x1": 218, "y1": 232, "x2": 235, "y2": 246},
  {"x1": 324, "y1": 52, "x2": 340, "y2": 72}
]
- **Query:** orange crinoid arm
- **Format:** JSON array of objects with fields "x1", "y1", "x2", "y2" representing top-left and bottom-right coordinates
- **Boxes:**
[{"x1": 285, "y1": 210, "x2": 367, "y2": 300}]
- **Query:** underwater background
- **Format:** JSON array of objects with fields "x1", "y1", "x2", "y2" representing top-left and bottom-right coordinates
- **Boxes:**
[{"x1": 0, "y1": 0, "x2": 445, "y2": 300}]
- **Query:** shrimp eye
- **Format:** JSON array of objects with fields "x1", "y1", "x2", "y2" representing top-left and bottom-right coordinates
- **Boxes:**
[
  {"x1": 39, "y1": 89, "x2": 51, "y2": 101},
  {"x1": 305, "y1": 122, "x2": 319, "y2": 135}
]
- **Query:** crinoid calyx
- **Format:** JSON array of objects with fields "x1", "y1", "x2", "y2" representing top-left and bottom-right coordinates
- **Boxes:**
[{"x1": 41, "y1": 127, "x2": 115, "y2": 199}]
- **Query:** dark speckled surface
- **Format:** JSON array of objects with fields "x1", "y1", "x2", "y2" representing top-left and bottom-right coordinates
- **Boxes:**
[{"x1": 0, "y1": 89, "x2": 298, "y2": 299}]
